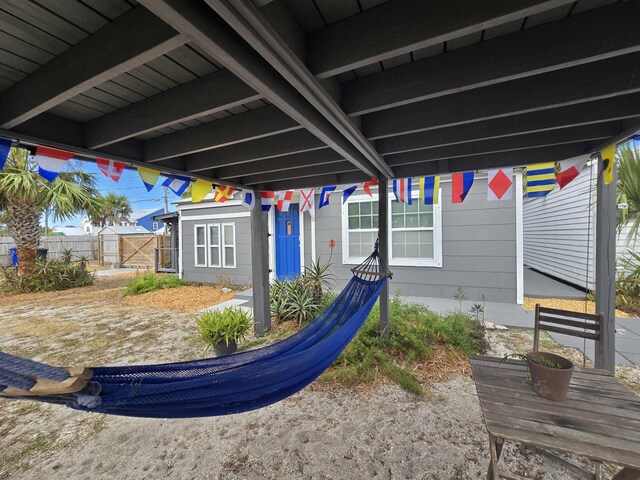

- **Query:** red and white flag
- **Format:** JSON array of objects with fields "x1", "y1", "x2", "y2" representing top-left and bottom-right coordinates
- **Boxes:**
[
  {"x1": 34, "y1": 146, "x2": 74, "y2": 182},
  {"x1": 259, "y1": 191, "x2": 275, "y2": 212},
  {"x1": 487, "y1": 168, "x2": 513, "y2": 201},
  {"x1": 300, "y1": 188, "x2": 314, "y2": 213},
  {"x1": 96, "y1": 158, "x2": 125, "y2": 182},
  {"x1": 556, "y1": 155, "x2": 588, "y2": 189},
  {"x1": 277, "y1": 190, "x2": 293, "y2": 212}
]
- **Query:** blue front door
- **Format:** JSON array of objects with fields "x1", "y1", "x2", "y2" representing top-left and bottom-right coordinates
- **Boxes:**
[{"x1": 275, "y1": 204, "x2": 301, "y2": 280}]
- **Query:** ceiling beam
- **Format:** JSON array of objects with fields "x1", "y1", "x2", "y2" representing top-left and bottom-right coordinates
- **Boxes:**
[
  {"x1": 363, "y1": 53, "x2": 640, "y2": 139},
  {"x1": 342, "y1": 1, "x2": 640, "y2": 116},
  {"x1": 84, "y1": 69, "x2": 260, "y2": 148},
  {"x1": 185, "y1": 129, "x2": 325, "y2": 172},
  {"x1": 376, "y1": 94, "x2": 640, "y2": 155},
  {"x1": 392, "y1": 143, "x2": 594, "y2": 178},
  {"x1": 384, "y1": 123, "x2": 620, "y2": 167},
  {"x1": 242, "y1": 161, "x2": 357, "y2": 185},
  {"x1": 216, "y1": 148, "x2": 343, "y2": 179},
  {"x1": 0, "y1": 6, "x2": 186, "y2": 129},
  {"x1": 140, "y1": 0, "x2": 381, "y2": 178},
  {"x1": 307, "y1": 0, "x2": 574, "y2": 79},
  {"x1": 143, "y1": 105, "x2": 299, "y2": 162},
  {"x1": 260, "y1": 171, "x2": 369, "y2": 191}
]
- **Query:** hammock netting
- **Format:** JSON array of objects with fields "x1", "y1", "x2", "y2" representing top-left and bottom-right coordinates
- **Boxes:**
[{"x1": 0, "y1": 246, "x2": 389, "y2": 418}]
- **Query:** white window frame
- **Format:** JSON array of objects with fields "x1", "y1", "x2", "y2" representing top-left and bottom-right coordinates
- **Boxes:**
[
  {"x1": 207, "y1": 224, "x2": 221, "y2": 268},
  {"x1": 194, "y1": 224, "x2": 207, "y2": 267},
  {"x1": 152, "y1": 222, "x2": 159, "y2": 230},
  {"x1": 221, "y1": 222, "x2": 236, "y2": 268},
  {"x1": 341, "y1": 193, "x2": 443, "y2": 267}
]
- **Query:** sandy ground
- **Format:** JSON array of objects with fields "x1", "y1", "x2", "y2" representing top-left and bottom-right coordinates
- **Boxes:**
[{"x1": 1, "y1": 278, "x2": 638, "y2": 479}]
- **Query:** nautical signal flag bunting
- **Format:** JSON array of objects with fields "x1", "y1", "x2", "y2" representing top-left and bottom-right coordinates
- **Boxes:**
[
  {"x1": 34, "y1": 146, "x2": 74, "y2": 182},
  {"x1": 526, "y1": 162, "x2": 556, "y2": 198},
  {"x1": 213, "y1": 185, "x2": 234, "y2": 203},
  {"x1": 0, "y1": 137, "x2": 10, "y2": 170},
  {"x1": 452, "y1": 172, "x2": 474, "y2": 204},
  {"x1": 277, "y1": 190, "x2": 293, "y2": 212},
  {"x1": 319, "y1": 186, "x2": 336, "y2": 208},
  {"x1": 163, "y1": 175, "x2": 191, "y2": 196},
  {"x1": 556, "y1": 156, "x2": 588, "y2": 189},
  {"x1": 600, "y1": 144, "x2": 616, "y2": 185},
  {"x1": 487, "y1": 168, "x2": 513, "y2": 201},
  {"x1": 393, "y1": 178, "x2": 412, "y2": 204},
  {"x1": 419, "y1": 176, "x2": 440, "y2": 205},
  {"x1": 96, "y1": 158, "x2": 125, "y2": 182},
  {"x1": 191, "y1": 179, "x2": 213, "y2": 203},
  {"x1": 300, "y1": 188, "x2": 314, "y2": 213},
  {"x1": 260, "y1": 191, "x2": 275, "y2": 212},
  {"x1": 138, "y1": 166, "x2": 160, "y2": 192}
]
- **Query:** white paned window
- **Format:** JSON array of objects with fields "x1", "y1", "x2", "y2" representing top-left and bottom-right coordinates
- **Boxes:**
[
  {"x1": 222, "y1": 223, "x2": 236, "y2": 268},
  {"x1": 194, "y1": 225, "x2": 206, "y2": 267},
  {"x1": 208, "y1": 224, "x2": 221, "y2": 267},
  {"x1": 342, "y1": 194, "x2": 442, "y2": 267}
]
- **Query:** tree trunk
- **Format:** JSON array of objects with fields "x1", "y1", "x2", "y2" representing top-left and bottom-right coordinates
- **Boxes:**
[
  {"x1": 6, "y1": 200, "x2": 42, "y2": 276},
  {"x1": 16, "y1": 247, "x2": 37, "y2": 276}
]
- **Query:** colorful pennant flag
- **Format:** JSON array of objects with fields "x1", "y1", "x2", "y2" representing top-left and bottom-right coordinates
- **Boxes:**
[
  {"x1": 487, "y1": 168, "x2": 513, "y2": 201},
  {"x1": 191, "y1": 179, "x2": 213, "y2": 203},
  {"x1": 34, "y1": 146, "x2": 74, "y2": 182},
  {"x1": 363, "y1": 177, "x2": 379, "y2": 197},
  {"x1": 277, "y1": 190, "x2": 293, "y2": 212},
  {"x1": 452, "y1": 172, "x2": 474, "y2": 204},
  {"x1": 213, "y1": 184, "x2": 234, "y2": 203},
  {"x1": 300, "y1": 188, "x2": 314, "y2": 213},
  {"x1": 600, "y1": 144, "x2": 617, "y2": 185},
  {"x1": 138, "y1": 166, "x2": 160, "y2": 192},
  {"x1": 556, "y1": 156, "x2": 588, "y2": 189},
  {"x1": 259, "y1": 191, "x2": 275, "y2": 212},
  {"x1": 319, "y1": 186, "x2": 336, "y2": 208},
  {"x1": 419, "y1": 176, "x2": 440, "y2": 204},
  {"x1": 162, "y1": 175, "x2": 191, "y2": 196},
  {"x1": 526, "y1": 162, "x2": 556, "y2": 198},
  {"x1": 393, "y1": 178, "x2": 413, "y2": 204},
  {"x1": 96, "y1": 158, "x2": 125, "y2": 182},
  {"x1": 0, "y1": 138, "x2": 11, "y2": 170},
  {"x1": 343, "y1": 185, "x2": 357, "y2": 203},
  {"x1": 241, "y1": 191, "x2": 255, "y2": 210}
]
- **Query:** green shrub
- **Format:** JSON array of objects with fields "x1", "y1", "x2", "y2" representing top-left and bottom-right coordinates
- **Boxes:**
[
  {"x1": 122, "y1": 273, "x2": 183, "y2": 296},
  {"x1": 270, "y1": 277, "x2": 322, "y2": 325},
  {"x1": 617, "y1": 251, "x2": 640, "y2": 316},
  {"x1": 0, "y1": 259, "x2": 94, "y2": 293},
  {"x1": 197, "y1": 307, "x2": 253, "y2": 348}
]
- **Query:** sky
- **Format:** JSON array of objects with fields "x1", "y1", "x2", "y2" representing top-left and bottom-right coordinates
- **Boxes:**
[{"x1": 48, "y1": 160, "x2": 178, "y2": 228}]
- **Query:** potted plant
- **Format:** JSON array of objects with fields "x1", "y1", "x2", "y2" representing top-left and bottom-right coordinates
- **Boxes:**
[
  {"x1": 197, "y1": 307, "x2": 253, "y2": 356},
  {"x1": 505, "y1": 352, "x2": 574, "y2": 401}
]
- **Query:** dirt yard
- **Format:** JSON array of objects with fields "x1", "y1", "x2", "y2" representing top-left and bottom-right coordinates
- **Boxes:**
[{"x1": 1, "y1": 277, "x2": 638, "y2": 479}]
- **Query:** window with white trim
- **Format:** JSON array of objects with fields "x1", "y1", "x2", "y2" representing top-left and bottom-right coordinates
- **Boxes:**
[
  {"x1": 152, "y1": 222, "x2": 159, "y2": 230},
  {"x1": 342, "y1": 194, "x2": 442, "y2": 267},
  {"x1": 194, "y1": 222, "x2": 236, "y2": 269}
]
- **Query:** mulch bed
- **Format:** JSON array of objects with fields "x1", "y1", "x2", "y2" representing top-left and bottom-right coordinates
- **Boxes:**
[{"x1": 123, "y1": 284, "x2": 240, "y2": 312}]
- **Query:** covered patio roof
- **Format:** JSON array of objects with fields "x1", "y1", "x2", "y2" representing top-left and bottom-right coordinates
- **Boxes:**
[{"x1": 0, "y1": 0, "x2": 638, "y2": 190}]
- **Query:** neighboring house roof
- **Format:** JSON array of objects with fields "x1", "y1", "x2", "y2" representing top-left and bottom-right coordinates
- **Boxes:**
[
  {"x1": 153, "y1": 212, "x2": 177, "y2": 222},
  {"x1": 97, "y1": 226, "x2": 150, "y2": 235},
  {"x1": 52, "y1": 226, "x2": 87, "y2": 236},
  {"x1": 129, "y1": 208, "x2": 164, "y2": 221}
]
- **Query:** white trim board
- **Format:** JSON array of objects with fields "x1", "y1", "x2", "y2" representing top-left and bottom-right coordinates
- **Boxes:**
[
  {"x1": 515, "y1": 169, "x2": 524, "y2": 305},
  {"x1": 179, "y1": 212, "x2": 250, "y2": 221}
]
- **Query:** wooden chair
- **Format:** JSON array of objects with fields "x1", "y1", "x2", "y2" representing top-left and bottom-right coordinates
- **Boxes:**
[{"x1": 534, "y1": 304, "x2": 605, "y2": 368}]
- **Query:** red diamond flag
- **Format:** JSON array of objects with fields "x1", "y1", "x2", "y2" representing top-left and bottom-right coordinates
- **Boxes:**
[
  {"x1": 487, "y1": 168, "x2": 513, "y2": 201},
  {"x1": 557, "y1": 155, "x2": 588, "y2": 189}
]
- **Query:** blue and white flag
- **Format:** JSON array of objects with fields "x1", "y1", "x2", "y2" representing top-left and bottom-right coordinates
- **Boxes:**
[
  {"x1": 342, "y1": 185, "x2": 357, "y2": 203},
  {"x1": 242, "y1": 190, "x2": 255, "y2": 210},
  {"x1": 162, "y1": 175, "x2": 191, "y2": 196},
  {"x1": 34, "y1": 146, "x2": 74, "y2": 182},
  {"x1": 319, "y1": 186, "x2": 336, "y2": 208},
  {"x1": 0, "y1": 137, "x2": 10, "y2": 170}
]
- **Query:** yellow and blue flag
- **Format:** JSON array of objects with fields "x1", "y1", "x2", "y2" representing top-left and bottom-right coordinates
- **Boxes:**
[
  {"x1": 137, "y1": 166, "x2": 160, "y2": 192},
  {"x1": 419, "y1": 176, "x2": 440, "y2": 204},
  {"x1": 163, "y1": 175, "x2": 191, "y2": 196},
  {"x1": 526, "y1": 162, "x2": 556, "y2": 198}
]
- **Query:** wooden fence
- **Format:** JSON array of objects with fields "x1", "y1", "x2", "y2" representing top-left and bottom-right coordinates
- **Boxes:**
[
  {"x1": 98, "y1": 234, "x2": 170, "y2": 268},
  {"x1": 0, "y1": 235, "x2": 98, "y2": 266}
]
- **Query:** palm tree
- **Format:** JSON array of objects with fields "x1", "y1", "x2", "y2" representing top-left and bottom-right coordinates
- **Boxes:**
[
  {"x1": 0, "y1": 147, "x2": 101, "y2": 275},
  {"x1": 89, "y1": 192, "x2": 132, "y2": 227},
  {"x1": 617, "y1": 142, "x2": 640, "y2": 242}
]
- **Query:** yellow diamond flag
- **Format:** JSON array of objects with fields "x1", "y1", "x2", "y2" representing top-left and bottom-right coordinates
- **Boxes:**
[{"x1": 191, "y1": 179, "x2": 213, "y2": 203}]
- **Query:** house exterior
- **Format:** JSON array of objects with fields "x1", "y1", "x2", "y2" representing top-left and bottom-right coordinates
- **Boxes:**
[
  {"x1": 126, "y1": 208, "x2": 166, "y2": 233},
  {"x1": 176, "y1": 172, "x2": 524, "y2": 304}
]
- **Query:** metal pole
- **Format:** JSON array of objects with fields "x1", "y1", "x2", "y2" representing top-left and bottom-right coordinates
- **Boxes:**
[
  {"x1": 378, "y1": 178, "x2": 390, "y2": 339},
  {"x1": 251, "y1": 196, "x2": 271, "y2": 336},
  {"x1": 595, "y1": 153, "x2": 617, "y2": 372}
]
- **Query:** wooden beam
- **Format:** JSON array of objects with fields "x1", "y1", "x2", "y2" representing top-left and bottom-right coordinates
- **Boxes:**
[
  {"x1": 0, "y1": 6, "x2": 186, "y2": 129},
  {"x1": 376, "y1": 94, "x2": 640, "y2": 155},
  {"x1": 140, "y1": 0, "x2": 381, "y2": 178},
  {"x1": 185, "y1": 129, "x2": 325, "y2": 172},
  {"x1": 363, "y1": 53, "x2": 640, "y2": 139},
  {"x1": 85, "y1": 69, "x2": 260, "y2": 148},
  {"x1": 342, "y1": 1, "x2": 640, "y2": 115},
  {"x1": 216, "y1": 148, "x2": 343, "y2": 179},
  {"x1": 260, "y1": 171, "x2": 369, "y2": 191},
  {"x1": 242, "y1": 161, "x2": 357, "y2": 185},
  {"x1": 307, "y1": 0, "x2": 574, "y2": 79},
  {"x1": 384, "y1": 123, "x2": 621, "y2": 167},
  {"x1": 251, "y1": 194, "x2": 271, "y2": 336},
  {"x1": 378, "y1": 177, "x2": 390, "y2": 339},
  {"x1": 143, "y1": 105, "x2": 299, "y2": 162}
]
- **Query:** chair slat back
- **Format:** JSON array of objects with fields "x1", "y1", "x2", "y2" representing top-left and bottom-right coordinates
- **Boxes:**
[{"x1": 533, "y1": 304, "x2": 604, "y2": 352}]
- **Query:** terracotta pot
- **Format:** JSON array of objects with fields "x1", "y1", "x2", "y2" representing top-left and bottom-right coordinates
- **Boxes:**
[
  {"x1": 526, "y1": 351, "x2": 574, "y2": 401},
  {"x1": 214, "y1": 340, "x2": 237, "y2": 356}
]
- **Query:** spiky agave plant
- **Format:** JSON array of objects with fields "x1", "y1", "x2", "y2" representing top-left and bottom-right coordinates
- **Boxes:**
[{"x1": 0, "y1": 147, "x2": 101, "y2": 276}]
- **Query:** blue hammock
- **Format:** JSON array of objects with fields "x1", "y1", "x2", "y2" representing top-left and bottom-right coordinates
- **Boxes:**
[{"x1": 0, "y1": 247, "x2": 389, "y2": 418}]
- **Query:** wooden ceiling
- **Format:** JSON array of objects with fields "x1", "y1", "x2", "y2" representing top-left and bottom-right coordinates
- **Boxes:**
[{"x1": 0, "y1": 0, "x2": 638, "y2": 190}]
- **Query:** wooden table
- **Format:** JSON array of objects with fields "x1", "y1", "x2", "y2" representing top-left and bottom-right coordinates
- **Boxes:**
[{"x1": 470, "y1": 355, "x2": 640, "y2": 480}]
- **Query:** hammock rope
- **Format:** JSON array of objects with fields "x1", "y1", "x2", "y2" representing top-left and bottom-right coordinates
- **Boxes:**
[{"x1": 0, "y1": 243, "x2": 390, "y2": 418}]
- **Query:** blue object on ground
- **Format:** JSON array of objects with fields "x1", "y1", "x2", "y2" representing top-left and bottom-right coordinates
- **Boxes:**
[{"x1": 9, "y1": 247, "x2": 17, "y2": 266}]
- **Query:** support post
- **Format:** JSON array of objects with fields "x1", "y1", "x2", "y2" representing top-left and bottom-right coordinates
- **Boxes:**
[
  {"x1": 251, "y1": 196, "x2": 271, "y2": 336},
  {"x1": 595, "y1": 154, "x2": 617, "y2": 372},
  {"x1": 379, "y1": 178, "x2": 390, "y2": 339}
]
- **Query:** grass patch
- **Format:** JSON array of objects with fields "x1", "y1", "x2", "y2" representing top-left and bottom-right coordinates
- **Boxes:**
[
  {"x1": 122, "y1": 273, "x2": 184, "y2": 296},
  {"x1": 320, "y1": 296, "x2": 486, "y2": 395},
  {"x1": 8, "y1": 317, "x2": 79, "y2": 338}
]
